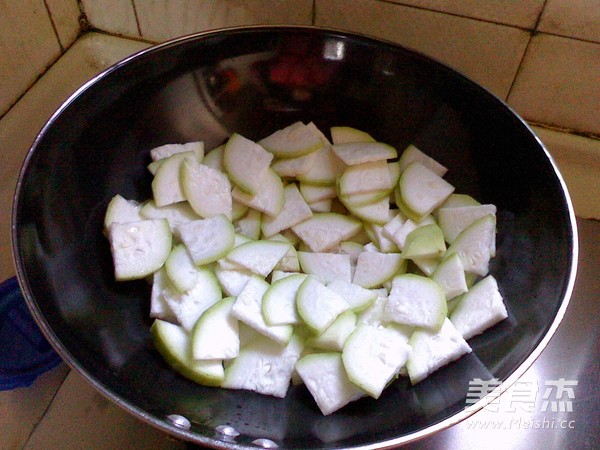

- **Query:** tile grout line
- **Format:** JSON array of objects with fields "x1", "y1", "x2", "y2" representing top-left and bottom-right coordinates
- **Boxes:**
[
  {"x1": 530, "y1": 29, "x2": 600, "y2": 45},
  {"x1": 528, "y1": 121, "x2": 600, "y2": 142},
  {"x1": 2, "y1": 5, "x2": 599, "y2": 135},
  {"x1": 76, "y1": 0, "x2": 92, "y2": 32},
  {"x1": 131, "y1": 0, "x2": 144, "y2": 38},
  {"x1": 0, "y1": 1, "x2": 91, "y2": 123},
  {"x1": 0, "y1": 52, "x2": 64, "y2": 124},
  {"x1": 504, "y1": 0, "x2": 550, "y2": 102},
  {"x1": 42, "y1": 0, "x2": 65, "y2": 52},
  {"x1": 22, "y1": 365, "x2": 71, "y2": 449},
  {"x1": 85, "y1": 28, "x2": 158, "y2": 46},
  {"x1": 503, "y1": 34, "x2": 533, "y2": 102},
  {"x1": 0, "y1": 30, "x2": 153, "y2": 124},
  {"x1": 330, "y1": 0, "x2": 600, "y2": 46},
  {"x1": 376, "y1": 0, "x2": 539, "y2": 32}
]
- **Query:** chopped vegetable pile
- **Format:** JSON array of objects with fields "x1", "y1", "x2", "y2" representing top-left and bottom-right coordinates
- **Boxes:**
[{"x1": 104, "y1": 121, "x2": 507, "y2": 415}]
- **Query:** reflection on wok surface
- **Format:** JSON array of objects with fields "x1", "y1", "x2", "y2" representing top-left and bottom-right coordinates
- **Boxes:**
[{"x1": 13, "y1": 27, "x2": 576, "y2": 448}]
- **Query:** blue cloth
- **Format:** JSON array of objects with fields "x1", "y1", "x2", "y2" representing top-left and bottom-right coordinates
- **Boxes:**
[{"x1": 0, "y1": 277, "x2": 62, "y2": 390}]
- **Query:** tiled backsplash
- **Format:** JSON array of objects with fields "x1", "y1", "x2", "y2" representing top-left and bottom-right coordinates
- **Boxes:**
[
  {"x1": 1, "y1": 0, "x2": 598, "y2": 216},
  {"x1": 316, "y1": 0, "x2": 532, "y2": 99},
  {"x1": 0, "y1": 4, "x2": 598, "y2": 446},
  {"x1": 4, "y1": 0, "x2": 598, "y2": 131}
]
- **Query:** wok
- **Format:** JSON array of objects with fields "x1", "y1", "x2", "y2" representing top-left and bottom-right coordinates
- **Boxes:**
[{"x1": 12, "y1": 26, "x2": 577, "y2": 448}]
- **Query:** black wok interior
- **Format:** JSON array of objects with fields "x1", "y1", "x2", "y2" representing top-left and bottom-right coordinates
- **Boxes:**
[{"x1": 13, "y1": 27, "x2": 576, "y2": 449}]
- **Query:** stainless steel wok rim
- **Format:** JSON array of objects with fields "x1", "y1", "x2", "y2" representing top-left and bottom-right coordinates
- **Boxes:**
[{"x1": 11, "y1": 25, "x2": 580, "y2": 450}]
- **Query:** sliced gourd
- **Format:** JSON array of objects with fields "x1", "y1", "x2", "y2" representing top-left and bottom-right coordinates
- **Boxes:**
[
  {"x1": 296, "y1": 146, "x2": 346, "y2": 186},
  {"x1": 104, "y1": 194, "x2": 142, "y2": 230},
  {"x1": 161, "y1": 267, "x2": 222, "y2": 331},
  {"x1": 231, "y1": 275, "x2": 293, "y2": 344},
  {"x1": 151, "y1": 319, "x2": 223, "y2": 386},
  {"x1": 306, "y1": 311, "x2": 357, "y2": 352},
  {"x1": 149, "y1": 268, "x2": 177, "y2": 323},
  {"x1": 430, "y1": 253, "x2": 468, "y2": 300},
  {"x1": 214, "y1": 264, "x2": 253, "y2": 297},
  {"x1": 398, "y1": 161, "x2": 454, "y2": 220},
  {"x1": 271, "y1": 151, "x2": 318, "y2": 178},
  {"x1": 298, "y1": 252, "x2": 352, "y2": 284},
  {"x1": 437, "y1": 204, "x2": 497, "y2": 244},
  {"x1": 191, "y1": 297, "x2": 239, "y2": 360},
  {"x1": 352, "y1": 252, "x2": 405, "y2": 289},
  {"x1": 365, "y1": 222, "x2": 399, "y2": 253},
  {"x1": 258, "y1": 121, "x2": 324, "y2": 158},
  {"x1": 295, "y1": 352, "x2": 366, "y2": 415},
  {"x1": 406, "y1": 318, "x2": 471, "y2": 385},
  {"x1": 176, "y1": 215, "x2": 235, "y2": 266},
  {"x1": 342, "y1": 324, "x2": 411, "y2": 399},
  {"x1": 398, "y1": 144, "x2": 447, "y2": 176},
  {"x1": 108, "y1": 219, "x2": 172, "y2": 281},
  {"x1": 412, "y1": 256, "x2": 441, "y2": 276},
  {"x1": 150, "y1": 141, "x2": 204, "y2": 162},
  {"x1": 261, "y1": 183, "x2": 313, "y2": 238},
  {"x1": 231, "y1": 199, "x2": 249, "y2": 221},
  {"x1": 222, "y1": 334, "x2": 304, "y2": 398},
  {"x1": 449, "y1": 275, "x2": 507, "y2": 340},
  {"x1": 341, "y1": 194, "x2": 390, "y2": 226},
  {"x1": 296, "y1": 276, "x2": 350, "y2": 334},
  {"x1": 437, "y1": 193, "x2": 480, "y2": 209},
  {"x1": 387, "y1": 161, "x2": 401, "y2": 186},
  {"x1": 272, "y1": 243, "x2": 301, "y2": 273},
  {"x1": 308, "y1": 199, "x2": 332, "y2": 213},
  {"x1": 292, "y1": 213, "x2": 362, "y2": 252},
  {"x1": 386, "y1": 215, "x2": 436, "y2": 250},
  {"x1": 444, "y1": 214, "x2": 496, "y2": 276},
  {"x1": 262, "y1": 273, "x2": 306, "y2": 326},
  {"x1": 234, "y1": 208, "x2": 262, "y2": 240},
  {"x1": 385, "y1": 274, "x2": 447, "y2": 331},
  {"x1": 231, "y1": 168, "x2": 284, "y2": 218},
  {"x1": 338, "y1": 160, "x2": 392, "y2": 196},
  {"x1": 401, "y1": 223, "x2": 446, "y2": 260},
  {"x1": 299, "y1": 183, "x2": 337, "y2": 204},
  {"x1": 139, "y1": 200, "x2": 200, "y2": 230},
  {"x1": 164, "y1": 244, "x2": 199, "y2": 293},
  {"x1": 331, "y1": 142, "x2": 397, "y2": 165},
  {"x1": 202, "y1": 144, "x2": 224, "y2": 171},
  {"x1": 151, "y1": 151, "x2": 197, "y2": 207},
  {"x1": 330, "y1": 126, "x2": 376, "y2": 144},
  {"x1": 224, "y1": 133, "x2": 274, "y2": 194},
  {"x1": 180, "y1": 158, "x2": 232, "y2": 220},
  {"x1": 326, "y1": 280, "x2": 378, "y2": 312},
  {"x1": 225, "y1": 239, "x2": 291, "y2": 277}
]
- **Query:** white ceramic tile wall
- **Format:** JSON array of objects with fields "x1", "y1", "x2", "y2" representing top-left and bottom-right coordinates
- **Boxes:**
[
  {"x1": 0, "y1": 33, "x2": 151, "y2": 449},
  {"x1": 45, "y1": 0, "x2": 82, "y2": 48},
  {"x1": 508, "y1": 34, "x2": 600, "y2": 136},
  {"x1": 24, "y1": 370, "x2": 186, "y2": 450},
  {"x1": 80, "y1": 0, "x2": 140, "y2": 37},
  {"x1": 315, "y1": 0, "x2": 530, "y2": 99},
  {"x1": 538, "y1": 0, "x2": 600, "y2": 43},
  {"x1": 0, "y1": 0, "x2": 597, "y2": 269},
  {"x1": 0, "y1": 34, "x2": 150, "y2": 282},
  {"x1": 0, "y1": 0, "x2": 61, "y2": 116},
  {"x1": 0, "y1": 2, "x2": 598, "y2": 447},
  {"x1": 533, "y1": 126, "x2": 600, "y2": 219},
  {"x1": 134, "y1": 0, "x2": 314, "y2": 42},
  {"x1": 73, "y1": 0, "x2": 600, "y2": 141},
  {"x1": 0, "y1": 364, "x2": 70, "y2": 449},
  {"x1": 386, "y1": 0, "x2": 546, "y2": 28}
]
